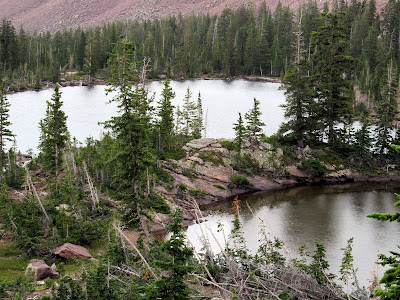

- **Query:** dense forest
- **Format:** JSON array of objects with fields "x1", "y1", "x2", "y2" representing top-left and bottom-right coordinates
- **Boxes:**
[{"x1": 1, "y1": 0, "x2": 400, "y2": 299}]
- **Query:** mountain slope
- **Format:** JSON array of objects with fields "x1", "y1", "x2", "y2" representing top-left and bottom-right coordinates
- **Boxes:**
[{"x1": 0, "y1": 0, "x2": 389, "y2": 33}]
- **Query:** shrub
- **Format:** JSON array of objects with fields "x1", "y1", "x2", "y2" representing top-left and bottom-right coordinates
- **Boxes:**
[
  {"x1": 198, "y1": 150, "x2": 225, "y2": 166},
  {"x1": 229, "y1": 174, "x2": 252, "y2": 188},
  {"x1": 220, "y1": 140, "x2": 236, "y2": 151},
  {"x1": 189, "y1": 188, "x2": 207, "y2": 198},
  {"x1": 298, "y1": 159, "x2": 327, "y2": 177}
]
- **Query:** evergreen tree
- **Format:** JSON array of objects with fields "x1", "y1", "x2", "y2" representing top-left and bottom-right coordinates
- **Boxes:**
[
  {"x1": 181, "y1": 87, "x2": 197, "y2": 138},
  {"x1": 105, "y1": 38, "x2": 155, "y2": 223},
  {"x1": 375, "y1": 53, "x2": 398, "y2": 155},
  {"x1": 245, "y1": 98, "x2": 266, "y2": 145},
  {"x1": 311, "y1": 12, "x2": 356, "y2": 145},
  {"x1": 150, "y1": 209, "x2": 194, "y2": 299},
  {"x1": 233, "y1": 112, "x2": 245, "y2": 166},
  {"x1": 156, "y1": 79, "x2": 175, "y2": 152},
  {"x1": 0, "y1": 84, "x2": 13, "y2": 174},
  {"x1": 192, "y1": 91, "x2": 204, "y2": 139},
  {"x1": 280, "y1": 12, "x2": 315, "y2": 147},
  {"x1": 38, "y1": 85, "x2": 68, "y2": 172}
]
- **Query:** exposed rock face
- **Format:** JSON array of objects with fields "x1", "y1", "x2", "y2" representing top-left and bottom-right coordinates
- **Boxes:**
[
  {"x1": 157, "y1": 138, "x2": 291, "y2": 208},
  {"x1": 25, "y1": 259, "x2": 59, "y2": 280},
  {"x1": 54, "y1": 243, "x2": 93, "y2": 260}
]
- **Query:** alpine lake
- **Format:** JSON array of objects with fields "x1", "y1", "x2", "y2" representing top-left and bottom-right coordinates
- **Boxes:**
[{"x1": 8, "y1": 79, "x2": 400, "y2": 286}]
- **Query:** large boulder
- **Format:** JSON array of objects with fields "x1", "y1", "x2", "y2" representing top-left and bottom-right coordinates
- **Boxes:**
[
  {"x1": 54, "y1": 242, "x2": 93, "y2": 260},
  {"x1": 25, "y1": 259, "x2": 59, "y2": 280}
]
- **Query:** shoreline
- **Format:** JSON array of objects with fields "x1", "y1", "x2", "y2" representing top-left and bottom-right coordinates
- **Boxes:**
[{"x1": 6, "y1": 75, "x2": 282, "y2": 94}]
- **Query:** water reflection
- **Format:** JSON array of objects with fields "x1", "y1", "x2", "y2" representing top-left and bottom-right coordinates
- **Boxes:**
[{"x1": 188, "y1": 183, "x2": 400, "y2": 285}]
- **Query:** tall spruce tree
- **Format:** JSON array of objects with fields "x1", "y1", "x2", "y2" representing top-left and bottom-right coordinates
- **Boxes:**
[
  {"x1": 38, "y1": 85, "x2": 68, "y2": 172},
  {"x1": 280, "y1": 12, "x2": 315, "y2": 147},
  {"x1": 105, "y1": 38, "x2": 154, "y2": 223},
  {"x1": 181, "y1": 87, "x2": 197, "y2": 138},
  {"x1": 245, "y1": 98, "x2": 266, "y2": 145},
  {"x1": 192, "y1": 91, "x2": 204, "y2": 139},
  {"x1": 0, "y1": 84, "x2": 13, "y2": 174},
  {"x1": 375, "y1": 53, "x2": 399, "y2": 155},
  {"x1": 156, "y1": 79, "x2": 175, "y2": 152},
  {"x1": 311, "y1": 12, "x2": 355, "y2": 145}
]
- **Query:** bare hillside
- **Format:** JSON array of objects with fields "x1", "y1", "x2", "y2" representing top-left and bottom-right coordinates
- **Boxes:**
[{"x1": 0, "y1": 0, "x2": 389, "y2": 33}]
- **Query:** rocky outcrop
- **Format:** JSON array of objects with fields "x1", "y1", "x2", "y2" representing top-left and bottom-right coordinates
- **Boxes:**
[
  {"x1": 157, "y1": 138, "x2": 291, "y2": 208},
  {"x1": 25, "y1": 259, "x2": 59, "y2": 280},
  {"x1": 54, "y1": 243, "x2": 93, "y2": 260}
]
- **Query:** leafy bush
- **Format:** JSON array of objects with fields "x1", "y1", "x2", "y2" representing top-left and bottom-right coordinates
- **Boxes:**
[
  {"x1": 298, "y1": 159, "x2": 327, "y2": 177},
  {"x1": 229, "y1": 174, "x2": 252, "y2": 188}
]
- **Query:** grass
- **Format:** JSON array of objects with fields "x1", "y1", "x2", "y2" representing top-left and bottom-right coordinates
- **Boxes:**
[{"x1": 0, "y1": 257, "x2": 31, "y2": 284}]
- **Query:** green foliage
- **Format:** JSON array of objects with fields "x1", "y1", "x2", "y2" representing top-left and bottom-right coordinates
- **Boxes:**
[
  {"x1": 245, "y1": 98, "x2": 266, "y2": 145},
  {"x1": 213, "y1": 184, "x2": 226, "y2": 190},
  {"x1": 198, "y1": 150, "x2": 225, "y2": 166},
  {"x1": 154, "y1": 168, "x2": 175, "y2": 184},
  {"x1": 0, "y1": 83, "x2": 13, "y2": 174},
  {"x1": 220, "y1": 140, "x2": 236, "y2": 151},
  {"x1": 188, "y1": 188, "x2": 207, "y2": 198},
  {"x1": 38, "y1": 85, "x2": 68, "y2": 172},
  {"x1": 298, "y1": 159, "x2": 327, "y2": 177},
  {"x1": 149, "y1": 209, "x2": 194, "y2": 299},
  {"x1": 229, "y1": 174, "x2": 251, "y2": 188},
  {"x1": 3, "y1": 149, "x2": 25, "y2": 188}
]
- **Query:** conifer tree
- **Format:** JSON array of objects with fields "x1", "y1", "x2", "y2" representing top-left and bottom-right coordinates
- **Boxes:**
[
  {"x1": 150, "y1": 209, "x2": 194, "y2": 299},
  {"x1": 105, "y1": 38, "x2": 154, "y2": 222},
  {"x1": 311, "y1": 12, "x2": 355, "y2": 145},
  {"x1": 375, "y1": 53, "x2": 398, "y2": 155},
  {"x1": 156, "y1": 79, "x2": 175, "y2": 152},
  {"x1": 234, "y1": 113, "x2": 245, "y2": 166},
  {"x1": 0, "y1": 84, "x2": 13, "y2": 174},
  {"x1": 181, "y1": 87, "x2": 197, "y2": 138},
  {"x1": 38, "y1": 85, "x2": 68, "y2": 172},
  {"x1": 245, "y1": 98, "x2": 266, "y2": 145},
  {"x1": 192, "y1": 91, "x2": 204, "y2": 139},
  {"x1": 280, "y1": 12, "x2": 315, "y2": 147}
]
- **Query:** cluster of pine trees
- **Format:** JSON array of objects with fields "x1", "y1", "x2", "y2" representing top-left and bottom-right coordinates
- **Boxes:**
[{"x1": 0, "y1": 0, "x2": 398, "y2": 101}]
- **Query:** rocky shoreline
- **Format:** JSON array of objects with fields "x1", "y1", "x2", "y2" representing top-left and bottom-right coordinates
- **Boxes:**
[{"x1": 148, "y1": 138, "x2": 400, "y2": 233}]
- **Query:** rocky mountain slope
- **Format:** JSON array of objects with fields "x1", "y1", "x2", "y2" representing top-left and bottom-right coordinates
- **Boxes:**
[{"x1": 0, "y1": 0, "x2": 389, "y2": 33}]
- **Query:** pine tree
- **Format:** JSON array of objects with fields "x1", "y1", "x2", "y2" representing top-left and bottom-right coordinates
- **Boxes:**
[
  {"x1": 233, "y1": 112, "x2": 245, "y2": 164},
  {"x1": 38, "y1": 85, "x2": 68, "y2": 172},
  {"x1": 156, "y1": 79, "x2": 175, "y2": 152},
  {"x1": 245, "y1": 98, "x2": 266, "y2": 145},
  {"x1": 280, "y1": 12, "x2": 315, "y2": 147},
  {"x1": 181, "y1": 87, "x2": 197, "y2": 139},
  {"x1": 311, "y1": 12, "x2": 356, "y2": 145},
  {"x1": 150, "y1": 209, "x2": 194, "y2": 299},
  {"x1": 192, "y1": 91, "x2": 204, "y2": 139},
  {"x1": 375, "y1": 53, "x2": 398, "y2": 155},
  {"x1": 105, "y1": 38, "x2": 154, "y2": 223},
  {"x1": 0, "y1": 84, "x2": 13, "y2": 174}
]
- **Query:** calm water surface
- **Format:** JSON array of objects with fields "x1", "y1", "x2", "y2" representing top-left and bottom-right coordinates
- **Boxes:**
[
  {"x1": 8, "y1": 80, "x2": 284, "y2": 152},
  {"x1": 187, "y1": 183, "x2": 400, "y2": 286}
]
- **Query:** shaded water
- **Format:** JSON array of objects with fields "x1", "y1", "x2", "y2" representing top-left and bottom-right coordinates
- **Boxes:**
[
  {"x1": 187, "y1": 183, "x2": 400, "y2": 286},
  {"x1": 7, "y1": 80, "x2": 284, "y2": 153}
]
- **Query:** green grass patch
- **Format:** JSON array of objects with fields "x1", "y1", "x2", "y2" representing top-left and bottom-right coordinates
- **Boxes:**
[
  {"x1": 213, "y1": 184, "x2": 226, "y2": 190},
  {"x1": 0, "y1": 257, "x2": 31, "y2": 284}
]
